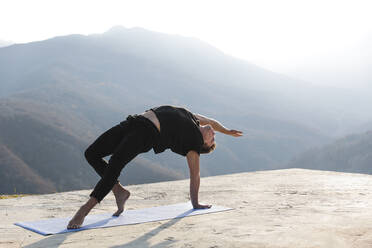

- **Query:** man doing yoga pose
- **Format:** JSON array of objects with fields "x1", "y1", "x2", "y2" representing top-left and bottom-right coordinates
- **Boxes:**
[{"x1": 67, "y1": 105, "x2": 243, "y2": 229}]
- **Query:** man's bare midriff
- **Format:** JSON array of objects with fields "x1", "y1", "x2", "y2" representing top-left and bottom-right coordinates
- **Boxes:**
[{"x1": 140, "y1": 110, "x2": 161, "y2": 132}]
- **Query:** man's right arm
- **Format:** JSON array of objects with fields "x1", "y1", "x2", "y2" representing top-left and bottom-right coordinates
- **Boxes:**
[{"x1": 186, "y1": 150, "x2": 211, "y2": 209}]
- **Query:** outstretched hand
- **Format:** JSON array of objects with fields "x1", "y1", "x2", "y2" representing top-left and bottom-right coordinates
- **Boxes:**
[{"x1": 227, "y1": 129, "x2": 243, "y2": 137}]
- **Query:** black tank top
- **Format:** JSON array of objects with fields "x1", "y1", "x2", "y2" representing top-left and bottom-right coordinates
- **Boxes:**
[{"x1": 149, "y1": 105, "x2": 204, "y2": 156}]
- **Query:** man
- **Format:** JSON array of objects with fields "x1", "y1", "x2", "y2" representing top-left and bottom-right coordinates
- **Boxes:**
[{"x1": 67, "y1": 105, "x2": 243, "y2": 229}]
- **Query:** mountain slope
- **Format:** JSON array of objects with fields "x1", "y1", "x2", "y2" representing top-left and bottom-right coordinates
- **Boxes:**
[
  {"x1": 287, "y1": 131, "x2": 372, "y2": 174},
  {"x1": 0, "y1": 40, "x2": 13, "y2": 48},
  {"x1": 0, "y1": 144, "x2": 55, "y2": 194},
  {"x1": 0, "y1": 89, "x2": 183, "y2": 194}
]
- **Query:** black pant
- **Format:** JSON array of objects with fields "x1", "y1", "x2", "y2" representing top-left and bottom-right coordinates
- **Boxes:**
[{"x1": 85, "y1": 115, "x2": 159, "y2": 202}]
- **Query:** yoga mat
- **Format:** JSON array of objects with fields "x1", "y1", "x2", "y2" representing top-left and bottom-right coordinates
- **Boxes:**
[{"x1": 15, "y1": 202, "x2": 233, "y2": 235}]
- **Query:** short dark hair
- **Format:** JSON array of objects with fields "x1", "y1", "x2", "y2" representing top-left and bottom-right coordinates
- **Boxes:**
[{"x1": 200, "y1": 142, "x2": 217, "y2": 154}]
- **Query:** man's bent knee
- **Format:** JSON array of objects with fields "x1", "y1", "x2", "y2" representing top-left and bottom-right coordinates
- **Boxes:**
[{"x1": 84, "y1": 146, "x2": 98, "y2": 163}]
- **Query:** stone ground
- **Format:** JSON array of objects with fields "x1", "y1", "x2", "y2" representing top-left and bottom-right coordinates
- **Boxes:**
[{"x1": 1, "y1": 168, "x2": 372, "y2": 248}]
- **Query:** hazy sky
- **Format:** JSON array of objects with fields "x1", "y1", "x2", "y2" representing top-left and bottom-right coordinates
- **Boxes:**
[{"x1": 1, "y1": 0, "x2": 371, "y2": 87}]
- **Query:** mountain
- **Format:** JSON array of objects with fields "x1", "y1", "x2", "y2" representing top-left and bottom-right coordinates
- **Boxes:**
[
  {"x1": 1, "y1": 26, "x2": 370, "y2": 194},
  {"x1": 0, "y1": 95, "x2": 185, "y2": 193},
  {"x1": 0, "y1": 144, "x2": 55, "y2": 194},
  {"x1": 287, "y1": 130, "x2": 372, "y2": 174},
  {"x1": 0, "y1": 39, "x2": 13, "y2": 48}
]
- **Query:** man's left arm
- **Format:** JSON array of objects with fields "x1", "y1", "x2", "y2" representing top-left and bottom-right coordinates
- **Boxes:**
[
  {"x1": 194, "y1": 114, "x2": 243, "y2": 137},
  {"x1": 186, "y1": 150, "x2": 212, "y2": 209}
]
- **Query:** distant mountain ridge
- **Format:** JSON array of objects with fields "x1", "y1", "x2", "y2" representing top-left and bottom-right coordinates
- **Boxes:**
[
  {"x1": 1, "y1": 26, "x2": 371, "y2": 194},
  {"x1": 0, "y1": 39, "x2": 13, "y2": 48},
  {"x1": 287, "y1": 130, "x2": 372, "y2": 174}
]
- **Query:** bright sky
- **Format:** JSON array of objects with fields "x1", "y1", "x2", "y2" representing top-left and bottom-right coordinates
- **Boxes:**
[{"x1": 1, "y1": 0, "x2": 371, "y2": 86}]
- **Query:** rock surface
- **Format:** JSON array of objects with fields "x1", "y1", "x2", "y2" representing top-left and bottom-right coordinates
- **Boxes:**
[{"x1": 1, "y1": 169, "x2": 372, "y2": 248}]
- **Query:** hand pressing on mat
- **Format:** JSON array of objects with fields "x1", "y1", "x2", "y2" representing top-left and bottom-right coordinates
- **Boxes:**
[{"x1": 187, "y1": 151, "x2": 212, "y2": 210}]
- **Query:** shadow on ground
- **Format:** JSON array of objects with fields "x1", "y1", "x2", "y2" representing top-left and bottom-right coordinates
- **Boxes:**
[
  {"x1": 23, "y1": 232, "x2": 73, "y2": 248},
  {"x1": 23, "y1": 209, "x2": 195, "y2": 248},
  {"x1": 111, "y1": 209, "x2": 194, "y2": 248}
]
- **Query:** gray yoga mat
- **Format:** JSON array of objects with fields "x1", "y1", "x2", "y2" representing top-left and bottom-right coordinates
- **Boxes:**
[{"x1": 15, "y1": 202, "x2": 233, "y2": 235}]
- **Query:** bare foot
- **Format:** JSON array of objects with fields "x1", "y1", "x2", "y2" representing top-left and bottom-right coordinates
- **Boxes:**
[
  {"x1": 67, "y1": 197, "x2": 98, "y2": 229},
  {"x1": 112, "y1": 184, "x2": 131, "y2": 216},
  {"x1": 67, "y1": 207, "x2": 86, "y2": 229}
]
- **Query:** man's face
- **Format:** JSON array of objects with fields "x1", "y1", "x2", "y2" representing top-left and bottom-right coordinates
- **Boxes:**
[{"x1": 204, "y1": 125, "x2": 215, "y2": 147}]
